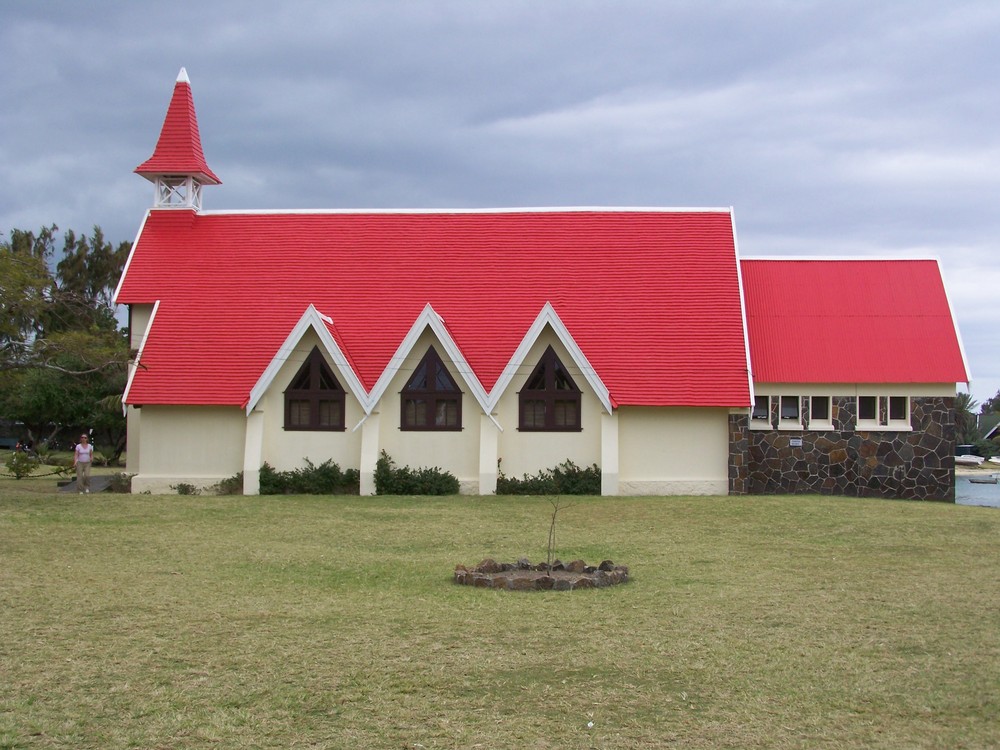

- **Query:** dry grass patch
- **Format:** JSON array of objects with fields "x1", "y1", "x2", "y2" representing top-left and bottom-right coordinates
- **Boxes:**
[{"x1": 1, "y1": 486, "x2": 998, "y2": 748}]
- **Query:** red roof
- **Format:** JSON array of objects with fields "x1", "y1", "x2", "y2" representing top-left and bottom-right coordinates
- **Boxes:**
[
  {"x1": 134, "y1": 69, "x2": 220, "y2": 185},
  {"x1": 741, "y1": 258, "x2": 968, "y2": 384},
  {"x1": 116, "y1": 209, "x2": 751, "y2": 408}
]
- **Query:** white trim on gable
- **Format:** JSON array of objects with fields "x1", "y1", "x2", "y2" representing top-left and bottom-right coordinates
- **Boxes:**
[
  {"x1": 366, "y1": 303, "x2": 492, "y2": 416},
  {"x1": 113, "y1": 210, "x2": 152, "y2": 305},
  {"x1": 731, "y1": 207, "x2": 755, "y2": 408},
  {"x1": 488, "y1": 302, "x2": 612, "y2": 415},
  {"x1": 935, "y1": 257, "x2": 972, "y2": 386},
  {"x1": 244, "y1": 304, "x2": 370, "y2": 414},
  {"x1": 122, "y1": 299, "x2": 160, "y2": 409}
]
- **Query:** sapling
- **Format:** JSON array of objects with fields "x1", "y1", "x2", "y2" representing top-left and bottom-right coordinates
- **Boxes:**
[{"x1": 546, "y1": 496, "x2": 575, "y2": 569}]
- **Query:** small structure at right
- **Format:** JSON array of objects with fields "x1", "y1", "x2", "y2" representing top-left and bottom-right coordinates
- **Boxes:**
[{"x1": 733, "y1": 258, "x2": 970, "y2": 502}]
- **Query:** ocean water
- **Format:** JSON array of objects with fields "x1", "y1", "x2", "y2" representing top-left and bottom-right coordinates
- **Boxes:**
[{"x1": 955, "y1": 474, "x2": 1000, "y2": 508}]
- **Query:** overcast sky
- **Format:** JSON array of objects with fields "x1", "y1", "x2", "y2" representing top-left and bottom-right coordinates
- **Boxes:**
[{"x1": 3, "y1": 1, "x2": 998, "y2": 404}]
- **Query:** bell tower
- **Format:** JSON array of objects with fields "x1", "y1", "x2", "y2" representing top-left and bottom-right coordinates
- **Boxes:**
[{"x1": 135, "y1": 68, "x2": 221, "y2": 209}]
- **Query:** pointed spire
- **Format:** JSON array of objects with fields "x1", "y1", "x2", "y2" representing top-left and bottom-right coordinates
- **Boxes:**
[{"x1": 136, "y1": 68, "x2": 221, "y2": 186}]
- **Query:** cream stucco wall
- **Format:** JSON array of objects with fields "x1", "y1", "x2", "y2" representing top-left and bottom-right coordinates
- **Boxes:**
[
  {"x1": 374, "y1": 331, "x2": 481, "y2": 492},
  {"x1": 130, "y1": 405, "x2": 246, "y2": 493},
  {"x1": 129, "y1": 304, "x2": 155, "y2": 350},
  {"x1": 255, "y1": 331, "x2": 364, "y2": 472},
  {"x1": 125, "y1": 404, "x2": 141, "y2": 476},
  {"x1": 494, "y1": 331, "x2": 603, "y2": 478},
  {"x1": 617, "y1": 406, "x2": 730, "y2": 495},
  {"x1": 125, "y1": 319, "x2": 740, "y2": 496}
]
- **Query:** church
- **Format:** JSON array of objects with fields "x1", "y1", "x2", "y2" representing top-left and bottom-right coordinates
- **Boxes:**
[{"x1": 114, "y1": 70, "x2": 970, "y2": 500}]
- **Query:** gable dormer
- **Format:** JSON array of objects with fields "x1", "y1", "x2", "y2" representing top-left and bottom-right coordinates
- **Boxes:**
[{"x1": 135, "y1": 68, "x2": 220, "y2": 210}]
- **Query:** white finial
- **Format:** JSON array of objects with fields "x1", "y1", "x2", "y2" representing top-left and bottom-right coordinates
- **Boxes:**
[{"x1": 177, "y1": 67, "x2": 190, "y2": 84}]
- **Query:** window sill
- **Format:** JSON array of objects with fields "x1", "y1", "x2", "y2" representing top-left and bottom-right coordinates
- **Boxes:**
[
  {"x1": 856, "y1": 422, "x2": 912, "y2": 432},
  {"x1": 518, "y1": 427, "x2": 584, "y2": 433}
]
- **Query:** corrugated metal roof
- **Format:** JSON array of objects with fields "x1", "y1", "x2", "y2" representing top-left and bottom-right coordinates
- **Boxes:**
[
  {"x1": 116, "y1": 209, "x2": 752, "y2": 408},
  {"x1": 741, "y1": 258, "x2": 968, "y2": 384}
]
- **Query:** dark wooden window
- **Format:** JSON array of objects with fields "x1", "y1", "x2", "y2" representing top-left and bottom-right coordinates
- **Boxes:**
[
  {"x1": 888, "y1": 396, "x2": 908, "y2": 422},
  {"x1": 518, "y1": 346, "x2": 582, "y2": 431},
  {"x1": 780, "y1": 395, "x2": 800, "y2": 422},
  {"x1": 283, "y1": 347, "x2": 345, "y2": 431},
  {"x1": 751, "y1": 396, "x2": 770, "y2": 422},
  {"x1": 810, "y1": 396, "x2": 831, "y2": 422},
  {"x1": 401, "y1": 346, "x2": 462, "y2": 431},
  {"x1": 858, "y1": 396, "x2": 877, "y2": 422}
]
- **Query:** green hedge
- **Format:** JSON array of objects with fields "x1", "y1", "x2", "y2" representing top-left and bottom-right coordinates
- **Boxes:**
[
  {"x1": 496, "y1": 459, "x2": 602, "y2": 495},
  {"x1": 374, "y1": 451, "x2": 459, "y2": 495},
  {"x1": 259, "y1": 459, "x2": 360, "y2": 495}
]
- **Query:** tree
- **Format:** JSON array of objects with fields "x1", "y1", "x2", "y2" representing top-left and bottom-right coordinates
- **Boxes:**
[
  {"x1": 0, "y1": 225, "x2": 130, "y2": 374},
  {"x1": 955, "y1": 391, "x2": 979, "y2": 445},
  {"x1": 0, "y1": 226, "x2": 131, "y2": 455},
  {"x1": 0, "y1": 226, "x2": 56, "y2": 366},
  {"x1": 980, "y1": 389, "x2": 1000, "y2": 416}
]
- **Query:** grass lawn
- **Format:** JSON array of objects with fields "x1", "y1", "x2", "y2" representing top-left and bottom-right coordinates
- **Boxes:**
[{"x1": 1, "y1": 480, "x2": 998, "y2": 749}]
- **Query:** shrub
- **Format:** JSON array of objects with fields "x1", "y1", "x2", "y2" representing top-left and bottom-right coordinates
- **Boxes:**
[
  {"x1": 171, "y1": 482, "x2": 200, "y2": 495},
  {"x1": 212, "y1": 471, "x2": 244, "y2": 495},
  {"x1": 496, "y1": 459, "x2": 602, "y2": 495},
  {"x1": 107, "y1": 472, "x2": 134, "y2": 493},
  {"x1": 5, "y1": 451, "x2": 41, "y2": 479},
  {"x1": 46, "y1": 454, "x2": 74, "y2": 469},
  {"x1": 259, "y1": 459, "x2": 359, "y2": 495},
  {"x1": 973, "y1": 438, "x2": 996, "y2": 458},
  {"x1": 374, "y1": 451, "x2": 460, "y2": 495}
]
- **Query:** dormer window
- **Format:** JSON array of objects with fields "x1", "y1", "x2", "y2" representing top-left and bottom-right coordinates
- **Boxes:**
[
  {"x1": 401, "y1": 346, "x2": 462, "y2": 431},
  {"x1": 519, "y1": 346, "x2": 582, "y2": 431},
  {"x1": 284, "y1": 347, "x2": 345, "y2": 431}
]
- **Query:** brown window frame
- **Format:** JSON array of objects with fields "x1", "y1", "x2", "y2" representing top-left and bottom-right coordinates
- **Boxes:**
[
  {"x1": 400, "y1": 345, "x2": 463, "y2": 431},
  {"x1": 518, "y1": 345, "x2": 583, "y2": 432},
  {"x1": 283, "y1": 347, "x2": 346, "y2": 431}
]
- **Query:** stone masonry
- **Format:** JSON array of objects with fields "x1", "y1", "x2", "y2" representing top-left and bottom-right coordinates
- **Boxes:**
[{"x1": 729, "y1": 396, "x2": 956, "y2": 501}]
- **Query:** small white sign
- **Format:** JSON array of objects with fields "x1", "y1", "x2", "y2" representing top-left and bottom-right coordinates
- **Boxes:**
[{"x1": 789, "y1": 438, "x2": 803, "y2": 447}]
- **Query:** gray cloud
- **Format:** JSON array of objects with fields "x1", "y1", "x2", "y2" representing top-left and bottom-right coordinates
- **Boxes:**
[{"x1": 2, "y1": 0, "x2": 998, "y2": 401}]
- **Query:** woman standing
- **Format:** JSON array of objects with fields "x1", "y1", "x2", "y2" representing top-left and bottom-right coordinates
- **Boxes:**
[{"x1": 73, "y1": 434, "x2": 94, "y2": 494}]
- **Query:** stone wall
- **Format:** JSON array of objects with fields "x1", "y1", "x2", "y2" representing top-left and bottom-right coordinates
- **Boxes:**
[{"x1": 729, "y1": 396, "x2": 955, "y2": 501}]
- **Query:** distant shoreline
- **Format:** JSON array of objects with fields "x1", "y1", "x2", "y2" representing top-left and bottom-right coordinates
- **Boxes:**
[{"x1": 955, "y1": 463, "x2": 997, "y2": 476}]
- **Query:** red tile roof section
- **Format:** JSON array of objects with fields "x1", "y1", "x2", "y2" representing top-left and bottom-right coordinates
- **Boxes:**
[
  {"x1": 116, "y1": 209, "x2": 751, "y2": 408},
  {"x1": 135, "y1": 71, "x2": 220, "y2": 184},
  {"x1": 741, "y1": 258, "x2": 968, "y2": 384}
]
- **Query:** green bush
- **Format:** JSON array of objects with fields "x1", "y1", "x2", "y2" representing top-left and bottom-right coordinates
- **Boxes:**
[
  {"x1": 259, "y1": 459, "x2": 359, "y2": 495},
  {"x1": 171, "y1": 482, "x2": 200, "y2": 495},
  {"x1": 496, "y1": 459, "x2": 602, "y2": 495},
  {"x1": 45, "y1": 453, "x2": 74, "y2": 468},
  {"x1": 374, "y1": 451, "x2": 460, "y2": 495},
  {"x1": 5, "y1": 451, "x2": 41, "y2": 479},
  {"x1": 107, "y1": 472, "x2": 134, "y2": 493},
  {"x1": 973, "y1": 438, "x2": 997, "y2": 458},
  {"x1": 212, "y1": 471, "x2": 244, "y2": 495}
]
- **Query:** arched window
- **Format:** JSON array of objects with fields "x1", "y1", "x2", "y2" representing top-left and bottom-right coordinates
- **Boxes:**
[
  {"x1": 401, "y1": 346, "x2": 462, "y2": 431},
  {"x1": 283, "y1": 347, "x2": 346, "y2": 431},
  {"x1": 519, "y1": 345, "x2": 582, "y2": 431}
]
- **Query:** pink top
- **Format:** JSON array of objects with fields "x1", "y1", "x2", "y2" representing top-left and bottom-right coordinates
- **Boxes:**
[{"x1": 75, "y1": 443, "x2": 93, "y2": 464}]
